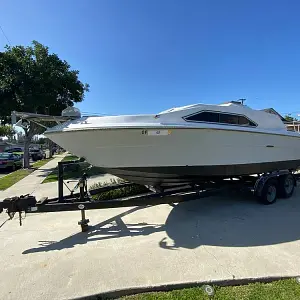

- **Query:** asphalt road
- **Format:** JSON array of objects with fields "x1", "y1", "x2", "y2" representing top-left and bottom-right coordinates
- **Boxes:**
[{"x1": 0, "y1": 187, "x2": 300, "y2": 300}]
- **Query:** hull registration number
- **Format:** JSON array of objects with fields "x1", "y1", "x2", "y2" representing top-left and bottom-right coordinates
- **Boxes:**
[{"x1": 142, "y1": 130, "x2": 171, "y2": 136}]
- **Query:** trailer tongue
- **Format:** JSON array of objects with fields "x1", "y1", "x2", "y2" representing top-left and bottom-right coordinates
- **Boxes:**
[{"x1": 0, "y1": 183, "x2": 216, "y2": 231}]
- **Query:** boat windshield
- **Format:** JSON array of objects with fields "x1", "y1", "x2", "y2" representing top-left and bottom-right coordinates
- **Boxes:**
[{"x1": 159, "y1": 103, "x2": 203, "y2": 114}]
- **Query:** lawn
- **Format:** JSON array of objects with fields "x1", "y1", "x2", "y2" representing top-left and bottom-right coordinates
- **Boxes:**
[
  {"x1": 32, "y1": 157, "x2": 54, "y2": 168},
  {"x1": 0, "y1": 169, "x2": 32, "y2": 190},
  {"x1": 121, "y1": 279, "x2": 300, "y2": 300},
  {"x1": 42, "y1": 155, "x2": 105, "y2": 183},
  {"x1": 61, "y1": 155, "x2": 79, "y2": 162},
  {"x1": 0, "y1": 158, "x2": 54, "y2": 190}
]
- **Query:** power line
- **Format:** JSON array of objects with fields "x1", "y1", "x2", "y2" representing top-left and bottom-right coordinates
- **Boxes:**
[{"x1": 0, "y1": 25, "x2": 11, "y2": 46}]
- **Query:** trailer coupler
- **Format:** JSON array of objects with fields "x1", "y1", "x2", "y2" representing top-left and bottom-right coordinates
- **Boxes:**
[
  {"x1": 0, "y1": 195, "x2": 37, "y2": 226},
  {"x1": 0, "y1": 194, "x2": 91, "y2": 231}
]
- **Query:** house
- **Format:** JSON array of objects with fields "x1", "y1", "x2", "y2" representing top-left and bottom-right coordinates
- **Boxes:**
[{"x1": 285, "y1": 120, "x2": 300, "y2": 133}]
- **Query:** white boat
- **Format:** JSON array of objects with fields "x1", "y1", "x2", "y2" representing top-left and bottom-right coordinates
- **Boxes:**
[{"x1": 44, "y1": 101, "x2": 300, "y2": 188}]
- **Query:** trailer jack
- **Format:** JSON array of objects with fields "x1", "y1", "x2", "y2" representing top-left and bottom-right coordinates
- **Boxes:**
[
  {"x1": 0, "y1": 195, "x2": 37, "y2": 225},
  {"x1": 78, "y1": 205, "x2": 90, "y2": 232}
]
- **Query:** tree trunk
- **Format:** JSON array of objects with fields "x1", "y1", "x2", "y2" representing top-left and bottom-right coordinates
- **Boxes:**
[
  {"x1": 23, "y1": 137, "x2": 31, "y2": 168},
  {"x1": 48, "y1": 139, "x2": 54, "y2": 158},
  {"x1": 23, "y1": 122, "x2": 45, "y2": 168}
]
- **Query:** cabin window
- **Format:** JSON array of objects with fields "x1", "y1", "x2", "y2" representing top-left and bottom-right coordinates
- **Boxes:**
[
  {"x1": 219, "y1": 113, "x2": 239, "y2": 125},
  {"x1": 184, "y1": 111, "x2": 257, "y2": 127},
  {"x1": 184, "y1": 111, "x2": 219, "y2": 123},
  {"x1": 238, "y1": 116, "x2": 256, "y2": 126}
]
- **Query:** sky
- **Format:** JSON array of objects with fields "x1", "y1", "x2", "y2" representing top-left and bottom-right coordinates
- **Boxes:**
[{"x1": 0, "y1": 0, "x2": 300, "y2": 117}]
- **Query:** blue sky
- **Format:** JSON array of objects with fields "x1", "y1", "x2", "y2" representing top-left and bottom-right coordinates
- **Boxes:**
[{"x1": 0, "y1": 0, "x2": 300, "y2": 117}]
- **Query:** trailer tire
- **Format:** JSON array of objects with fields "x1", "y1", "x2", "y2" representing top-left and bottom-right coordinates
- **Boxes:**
[
  {"x1": 278, "y1": 174, "x2": 295, "y2": 198},
  {"x1": 259, "y1": 179, "x2": 278, "y2": 205}
]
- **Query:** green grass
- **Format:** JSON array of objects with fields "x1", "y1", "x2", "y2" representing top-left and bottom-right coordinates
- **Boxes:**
[
  {"x1": 32, "y1": 157, "x2": 53, "y2": 169},
  {"x1": 0, "y1": 158, "x2": 54, "y2": 190},
  {"x1": 13, "y1": 151, "x2": 24, "y2": 156},
  {"x1": 42, "y1": 155, "x2": 105, "y2": 183},
  {"x1": 0, "y1": 169, "x2": 32, "y2": 190},
  {"x1": 121, "y1": 279, "x2": 300, "y2": 300},
  {"x1": 62, "y1": 155, "x2": 79, "y2": 162}
]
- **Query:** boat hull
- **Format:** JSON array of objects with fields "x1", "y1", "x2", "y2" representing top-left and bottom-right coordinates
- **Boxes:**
[
  {"x1": 102, "y1": 159, "x2": 300, "y2": 187},
  {"x1": 46, "y1": 127, "x2": 300, "y2": 187}
]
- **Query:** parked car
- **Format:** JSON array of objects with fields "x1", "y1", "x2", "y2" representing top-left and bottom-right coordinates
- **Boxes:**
[
  {"x1": 30, "y1": 149, "x2": 45, "y2": 161},
  {"x1": 0, "y1": 152, "x2": 22, "y2": 171},
  {"x1": 6, "y1": 147, "x2": 23, "y2": 153}
]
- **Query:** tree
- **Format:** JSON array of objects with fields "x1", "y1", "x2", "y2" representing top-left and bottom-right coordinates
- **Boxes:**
[
  {"x1": 0, "y1": 41, "x2": 89, "y2": 167},
  {"x1": 0, "y1": 125, "x2": 16, "y2": 140},
  {"x1": 16, "y1": 131, "x2": 25, "y2": 143},
  {"x1": 284, "y1": 115, "x2": 299, "y2": 122},
  {"x1": 34, "y1": 137, "x2": 46, "y2": 144}
]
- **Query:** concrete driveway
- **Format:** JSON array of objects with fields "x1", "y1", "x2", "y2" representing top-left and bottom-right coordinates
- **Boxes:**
[{"x1": 0, "y1": 188, "x2": 300, "y2": 299}]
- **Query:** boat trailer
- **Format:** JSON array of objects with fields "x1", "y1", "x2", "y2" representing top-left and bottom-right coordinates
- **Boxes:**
[{"x1": 0, "y1": 160, "x2": 299, "y2": 232}]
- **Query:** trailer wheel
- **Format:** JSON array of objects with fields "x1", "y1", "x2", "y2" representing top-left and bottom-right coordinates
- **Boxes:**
[
  {"x1": 278, "y1": 174, "x2": 295, "y2": 198},
  {"x1": 259, "y1": 179, "x2": 278, "y2": 205}
]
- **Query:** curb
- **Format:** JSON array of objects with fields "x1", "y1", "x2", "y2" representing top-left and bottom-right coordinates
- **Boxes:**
[
  {"x1": 0, "y1": 172, "x2": 12, "y2": 180},
  {"x1": 74, "y1": 275, "x2": 298, "y2": 299}
]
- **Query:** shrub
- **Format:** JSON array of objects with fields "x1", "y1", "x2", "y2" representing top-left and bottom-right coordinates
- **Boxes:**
[{"x1": 90, "y1": 178, "x2": 149, "y2": 201}]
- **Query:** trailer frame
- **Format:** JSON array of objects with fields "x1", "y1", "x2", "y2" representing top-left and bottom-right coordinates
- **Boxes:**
[{"x1": 0, "y1": 159, "x2": 299, "y2": 232}]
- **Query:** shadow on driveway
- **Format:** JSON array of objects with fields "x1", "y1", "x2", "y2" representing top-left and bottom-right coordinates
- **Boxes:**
[
  {"x1": 162, "y1": 189, "x2": 300, "y2": 249},
  {"x1": 22, "y1": 206, "x2": 164, "y2": 254},
  {"x1": 22, "y1": 189, "x2": 300, "y2": 254}
]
